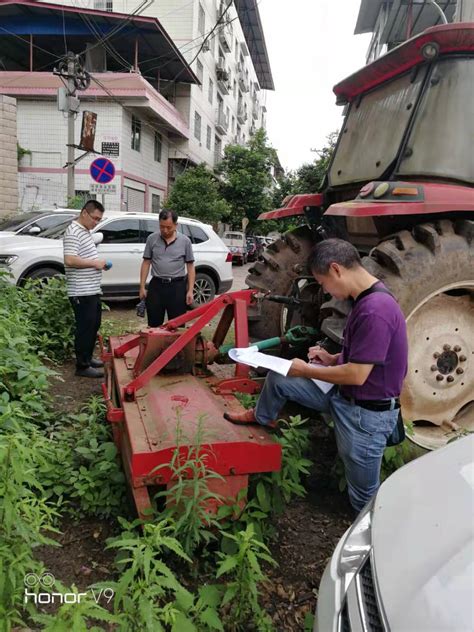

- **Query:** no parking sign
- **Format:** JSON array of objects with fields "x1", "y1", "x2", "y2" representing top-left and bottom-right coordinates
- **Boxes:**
[{"x1": 90, "y1": 157, "x2": 115, "y2": 183}]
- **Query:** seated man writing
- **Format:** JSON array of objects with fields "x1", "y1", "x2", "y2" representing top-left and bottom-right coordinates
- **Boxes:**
[{"x1": 225, "y1": 238, "x2": 408, "y2": 512}]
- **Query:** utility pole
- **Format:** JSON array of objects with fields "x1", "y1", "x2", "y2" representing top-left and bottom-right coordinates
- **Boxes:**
[
  {"x1": 55, "y1": 52, "x2": 91, "y2": 204},
  {"x1": 67, "y1": 52, "x2": 77, "y2": 201}
]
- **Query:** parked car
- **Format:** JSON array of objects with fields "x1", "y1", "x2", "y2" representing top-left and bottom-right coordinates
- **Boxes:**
[
  {"x1": 0, "y1": 208, "x2": 79, "y2": 239},
  {"x1": 314, "y1": 434, "x2": 474, "y2": 632},
  {"x1": 245, "y1": 236, "x2": 263, "y2": 262},
  {"x1": 222, "y1": 231, "x2": 247, "y2": 265},
  {"x1": 0, "y1": 212, "x2": 233, "y2": 305}
]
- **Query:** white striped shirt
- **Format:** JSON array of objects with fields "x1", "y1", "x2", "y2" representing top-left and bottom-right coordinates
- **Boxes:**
[{"x1": 63, "y1": 221, "x2": 102, "y2": 296}]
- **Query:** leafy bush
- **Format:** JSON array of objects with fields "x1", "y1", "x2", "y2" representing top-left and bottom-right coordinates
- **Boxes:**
[
  {"x1": 0, "y1": 409, "x2": 60, "y2": 629},
  {"x1": 102, "y1": 517, "x2": 219, "y2": 632},
  {"x1": 20, "y1": 277, "x2": 75, "y2": 362},
  {"x1": 0, "y1": 282, "x2": 53, "y2": 415},
  {"x1": 39, "y1": 398, "x2": 126, "y2": 519}
]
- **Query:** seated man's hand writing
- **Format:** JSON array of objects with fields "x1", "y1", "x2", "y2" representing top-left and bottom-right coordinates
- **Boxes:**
[{"x1": 307, "y1": 345, "x2": 339, "y2": 366}]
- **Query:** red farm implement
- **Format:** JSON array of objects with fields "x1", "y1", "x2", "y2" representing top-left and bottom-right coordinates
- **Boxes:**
[{"x1": 101, "y1": 289, "x2": 282, "y2": 518}]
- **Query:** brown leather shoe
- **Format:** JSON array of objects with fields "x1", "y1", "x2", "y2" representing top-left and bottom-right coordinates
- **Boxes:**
[{"x1": 223, "y1": 409, "x2": 277, "y2": 429}]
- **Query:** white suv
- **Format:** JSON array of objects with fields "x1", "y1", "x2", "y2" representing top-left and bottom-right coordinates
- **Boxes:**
[
  {"x1": 0, "y1": 212, "x2": 233, "y2": 304},
  {"x1": 0, "y1": 208, "x2": 79, "y2": 238}
]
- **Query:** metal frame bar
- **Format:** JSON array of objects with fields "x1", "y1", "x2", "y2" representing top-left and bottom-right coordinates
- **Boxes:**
[{"x1": 115, "y1": 289, "x2": 258, "y2": 399}]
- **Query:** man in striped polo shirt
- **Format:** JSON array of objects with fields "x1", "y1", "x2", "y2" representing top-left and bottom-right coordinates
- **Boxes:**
[{"x1": 63, "y1": 200, "x2": 107, "y2": 378}]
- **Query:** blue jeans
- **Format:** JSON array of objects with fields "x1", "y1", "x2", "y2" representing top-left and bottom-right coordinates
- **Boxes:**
[{"x1": 255, "y1": 371, "x2": 399, "y2": 512}]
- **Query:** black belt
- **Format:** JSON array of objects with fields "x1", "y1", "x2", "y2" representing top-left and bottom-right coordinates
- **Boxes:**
[
  {"x1": 340, "y1": 392, "x2": 400, "y2": 411},
  {"x1": 152, "y1": 276, "x2": 186, "y2": 284}
]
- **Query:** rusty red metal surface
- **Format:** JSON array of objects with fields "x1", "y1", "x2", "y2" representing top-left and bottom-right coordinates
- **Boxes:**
[
  {"x1": 103, "y1": 290, "x2": 282, "y2": 517},
  {"x1": 325, "y1": 182, "x2": 474, "y2": 217}
]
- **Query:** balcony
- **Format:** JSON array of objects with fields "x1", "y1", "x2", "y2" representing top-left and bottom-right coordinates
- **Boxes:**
[
  {"x1": 216, "y1": 62, "x2": 230, "y2": 94},
  {"x1": 237, "y1": 106, "x2": 247, "y2": 124},
  {"x1": 214, "y1": 150, "x2": 224, "y2": 167},
  {"x1": 238, "y1": 76, "x2": 249, "y2": 93},
  {"x1": 218, "y1": 23, "x2": 232, "y2": 53},
  {"x1": 215, "y1": 109, "x2": 229, "y2": 134},
  {"x1": 216, "y1": 57, "x2": 229, "y2": 77}
]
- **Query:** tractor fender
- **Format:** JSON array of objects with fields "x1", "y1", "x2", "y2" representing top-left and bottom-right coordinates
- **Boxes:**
[{"x1": 325, "y1": 182, "x2": 474, "y2": 218}]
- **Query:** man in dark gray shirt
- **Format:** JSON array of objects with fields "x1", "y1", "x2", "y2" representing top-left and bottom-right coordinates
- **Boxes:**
[{"x1": 139, "y1": 209, "x2": 195, "y2": 327}]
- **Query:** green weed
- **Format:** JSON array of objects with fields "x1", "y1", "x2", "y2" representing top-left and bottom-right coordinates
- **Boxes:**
[
  {"x1": 31, "y1": 582, "x2": 119, "y2": 631},
  {"x1": 99, "y1": 516, "x2": 222, "y2": 631},
  {"x1": 0, "y1": 417, "x2": 60, "y2": 630},
  {"x1": 258, "y1": 415, "x2": 312, "y2": 515},
  {"x1": 217, "y1": 523, "x2": 276, "y2": 631},
  {"x1": 157, "y1": 416, "x2": 225, "y2": 558}
]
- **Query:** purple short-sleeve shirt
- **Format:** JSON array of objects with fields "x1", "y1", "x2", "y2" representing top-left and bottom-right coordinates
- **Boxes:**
[{"x1": 338, "y1": 282, "x2": 408, "y2": 400}]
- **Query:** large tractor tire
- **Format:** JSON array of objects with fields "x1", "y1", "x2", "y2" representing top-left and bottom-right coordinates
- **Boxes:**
[
  {"x1": 247, "y1": 219, "x2": 473, "y2": 450},
  {"x1": 246, "y1": 226, "x2": 315, "y2": 339},
  {"x1": 360, "y1": 219, "x2": 474, "y2": 450}
]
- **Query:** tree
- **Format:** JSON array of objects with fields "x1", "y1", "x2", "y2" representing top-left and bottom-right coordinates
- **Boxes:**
[
  {"x1": 293, "y1": 131, "x2": 338, "y2": 193},
  {"x1": 217, "y1": 129, "x2": 277, "y2": 231},
  {"x1": 165, "y1": 163, "x2": 230, "y2": 225},
  {"x1": 263, "y1": 133, "x2": 338, "y2": 234}
]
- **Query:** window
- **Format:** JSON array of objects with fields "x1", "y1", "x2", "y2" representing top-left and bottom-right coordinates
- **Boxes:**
[
  {"x1": 154, "y1": 132, "x2": 162, "y2": 162},
  {"x1": 100, "y1": 219, "x2": 141, "y2": 244},
  {"x1": 206, "y1": 125, "x2": 212, "y2": 150},
  {"x1": 198, "y1": 3, "x2": 205, "y2": 35},
  {"x1": 196, "y1": 59, "x2": 203, "y2": 87},
  {"x1": 142, "y1": 218, "x2": 159, "y2": 240},
  {"x1": 194, "y1": 111, "x2": 202, "y2": 140},
  {"x1": 34, "y1": 214, "x2": 75, "y2": 232},
  {"x1": 181, "y1": 223, "x2": 209, "y2": 244},
  {"x1": 208, "y1": 78, "x2": 214, "y2": 104},
  {"x1": 94, "y1": 0, "x2": 113, "y2": 11},
  {"x1": 131, "y1": 115, "x2": 141, "y2": 151},
  {"x1": 233, "y1": 79, "x2": 237, "y2": 98},
  {"x1": 188, "y1": 225, "x2": 209, "y2": 244},
  {"x1": 151, "y1": 194, "x2": 161, "y2": 214},
  {"x1": 231, "y1": 115, "x2": 235, "y2": 133}
]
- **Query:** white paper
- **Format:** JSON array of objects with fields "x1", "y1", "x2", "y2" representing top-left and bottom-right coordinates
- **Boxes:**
[{"x1": 228, "y1": 347, "x2": 334, "y2": 394}]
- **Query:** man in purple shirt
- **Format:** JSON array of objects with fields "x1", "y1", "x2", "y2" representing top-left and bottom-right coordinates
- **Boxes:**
[{"x1": 225, "y1": 238, "x2": 408, "y2": 512}]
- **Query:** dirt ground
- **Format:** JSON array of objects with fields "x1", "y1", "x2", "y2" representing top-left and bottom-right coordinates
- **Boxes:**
[
  {"x1": 45, "y1": 364, "x2": 350, "y2": 630},
  {"x1": 42, "y1": 264, "x2": 351, "y2": 630}
]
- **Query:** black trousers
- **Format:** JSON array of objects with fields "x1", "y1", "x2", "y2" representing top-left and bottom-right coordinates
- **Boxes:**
[
  {"x1": 146, "y1": 277, "x2": 187, "y2": 327},
  {"x1": 69, "y1": 294, "x2": 102, "y2": 369}
]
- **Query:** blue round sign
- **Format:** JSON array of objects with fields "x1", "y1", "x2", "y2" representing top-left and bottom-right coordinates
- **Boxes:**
[{"x1": 90, "y1": 157, "x2": 115, "y2": 183}]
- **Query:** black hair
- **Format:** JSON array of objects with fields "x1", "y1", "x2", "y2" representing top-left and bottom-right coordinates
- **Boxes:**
[
  {"x1": 159, "y1": 209, "x2": 178, "y2": 223},
  {"x1": 309, "y1": 238, "x2": 361, "y2": 274},
  {"x1": 82, "y1": 200, "x2": 105, "y2": 214}
]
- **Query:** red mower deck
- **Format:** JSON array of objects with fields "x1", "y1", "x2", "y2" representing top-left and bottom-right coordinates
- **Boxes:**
[{"x1": 102, "y1": 290, "x2": 282, "y2": 518}]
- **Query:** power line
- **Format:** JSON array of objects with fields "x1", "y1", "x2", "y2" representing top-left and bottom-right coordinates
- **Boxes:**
[
  {"x1": 61, "y1": 7, "x2": 68, "y2": 56},
  {"x1": 88, "y1": 73, "x2": 198, "y2": 165},
  {"x1": 160, "y1": 0, "x2": 234, "y2": 96},
  {"x1": 0, "y1": 25, "x2": 63, "y2": 60},
  {"x1": 75, "y1": 0, "x2": 154, "y2": 57}
]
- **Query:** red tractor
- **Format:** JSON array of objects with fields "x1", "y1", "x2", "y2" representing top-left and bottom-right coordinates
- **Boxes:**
[{"x1": 246, "y1": 23, "x2": 474, "y2": 451}]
